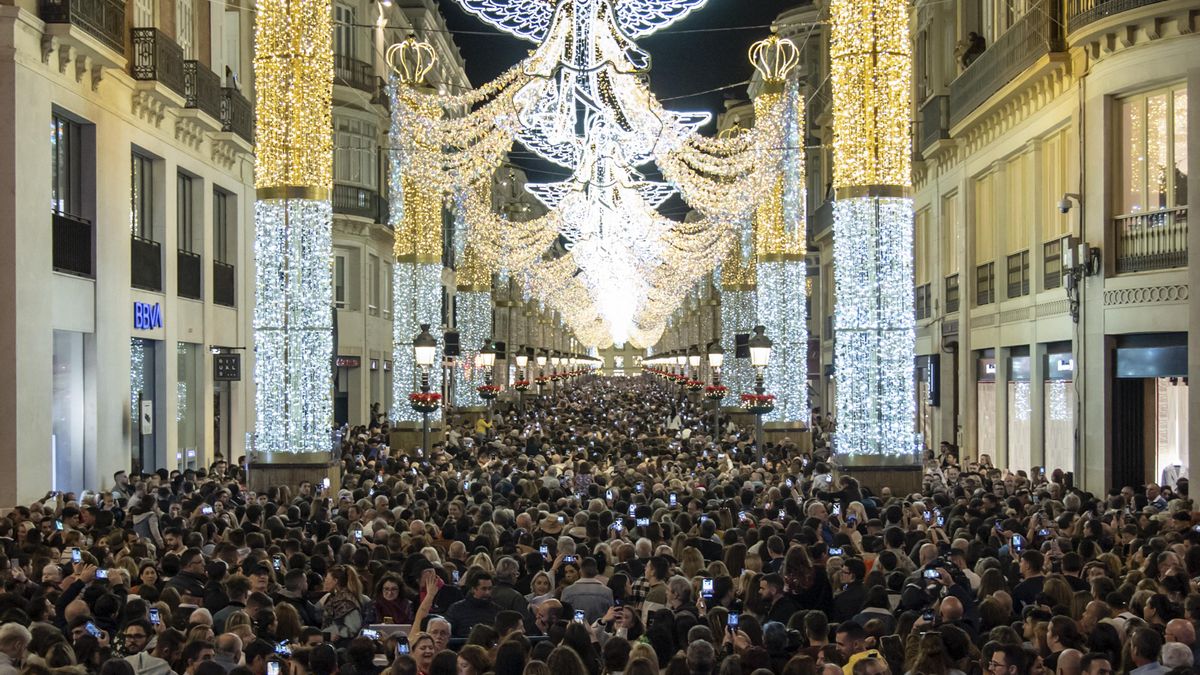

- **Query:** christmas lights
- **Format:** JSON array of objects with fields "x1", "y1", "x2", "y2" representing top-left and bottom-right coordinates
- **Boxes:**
[
  {"x1": 252, "y1": 199, "x2": 334, "y2": 454},
  {"x1": 719, "y1": 287, "x2": 757, "y2": 399},
  {"x1": 757, "y1": 261, "x2": 808, "y2": 422},
  {"x1": 452, "y1": 291, "x2": 492, "y2": 407},
  {"x1": 391, "y1": 262, "x2": 443, "y2": 424}
]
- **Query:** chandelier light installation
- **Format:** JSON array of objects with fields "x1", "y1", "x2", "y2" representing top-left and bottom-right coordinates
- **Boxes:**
[
  {"x1": 830, "y1": 0, "x2": 916, "y2": 458},
  {"x1": 385, "y1": 0, "x2": 791, "y2": 348},
  {"x1": 251, "y1": 0, "x2": 333, "y2": 454}
]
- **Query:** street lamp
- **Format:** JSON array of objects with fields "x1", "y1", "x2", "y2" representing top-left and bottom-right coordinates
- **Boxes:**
[
  {"x1": 536, "y1": 349, "x2": 548, "y2": 397},
  {"x1": 478, "y1": 338, "x2": 497, "y2": 422},
  {"x1": 550, "y1": 353, "x2": 561, "y2": 396},
  {"x1": 688, "y1": 346, "x2": 701, "y2": 379},
  {"x1": 747, "y1": 325, "x2": 773, "y2": 461},
  {"x1": 413, "y1": 323, "x2": 437, "y2": 455},
  {"x1": 707, "y1": 339, "x2": 725, "y2": 437},
  {"x1": 514, "y1": 346, "x2": 530, "y2": 413}
]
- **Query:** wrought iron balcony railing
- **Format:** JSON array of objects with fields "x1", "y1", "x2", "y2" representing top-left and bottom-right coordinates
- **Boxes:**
[
  {"x1": 213, "y1": 260, "x2": 236, "y2": 307},
  {"x1": 334, "y1": 55, "x2": 376, "y2": 95},
  {"x1": 220, "y1": 87, "x2": 254, "y2": 144},
  {"x1": 52, "y1": 212, "x2": 93, "y2": 278},
  {"x1": 1115, "y1": 206, "x2": 1188, "y2": 273},
  {"x1": 183, "y1": 60, "x2": 223, "y2": 121},
  {"x1": 131, "y1": 27, "x2": 186, "y2": 98},
  {"x1": 38, "y1": 0, "x2": 125, "y2": 55},
  {"x1": 1066, "y1": 0, "x2": 1168, "y2": 32}
]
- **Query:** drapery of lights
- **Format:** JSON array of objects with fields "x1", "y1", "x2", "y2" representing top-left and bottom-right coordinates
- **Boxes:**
[
  {"x1": 387, "y1": 0, "x2": 795, "y2": 347},
  {"x1": 390, "y1": 262, "x2": 444, "y2": 423},
  {"x1": 251, "y1": 0, "x2": 333, "y2": 455},
  {"x1": 252, "y1": 200, "x2": 335, "y2": 454},
  {"x1": 452, "y1": 291, "x2": 491, "y2": 407},
  {"x1": 129, "y1": 338, "x2": 144, "y2": 432},
  {"x1": 719, "y1": 287, "x2": 757, "y2": 398}
]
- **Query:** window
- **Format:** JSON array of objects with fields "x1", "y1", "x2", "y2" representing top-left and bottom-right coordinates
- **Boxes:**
[
  {"x1": 177, "y1": 174, "x2": 195, "y2": 252},
  {"x1": 334, "y1": 4, "x2": 355, "y2": 58},
  {"x1": 1006, "y1": 250, "x2": 1029, "y2": 298},
  {"x1": 368, "y1": 254, "x2": 380, "y2": 316},
  {"x1": 176, "y1": 0, "x2": 194, "y2": 58},
  {"x1": 915, "y1": 283, "x2": 932, "y2": 320},
  {"x1": 975, "y1": 262, "x2": 994, "y2": 306},
  {"x1": 51, "y1": 114, "x2": 83, "y2": 218},
  {"x1": 213, "y1": 189, "x2": 232, "y2": 264},
  {"x1": 133, "y1": 0, "x2": 154, "y2": 26},
  {"x1": 383, "y1": 261, "x2": 392, "y2": 319},
  {"x1": 334, "y1": 249, "x2": 348, "y2": 309},
  {"x1": 1119, "y1": 85, "x2": 1188, "y2": 214},
  {"x1": 945, "y1": 274, "x2": 960, "y2": 313},
  {"x1": 1043, "y1": 239, "x2": 1061, "y2": 290},
  {"x1": 131, "y1": 152, "x2": 155, "y2": 240},
  {"x1": 333, "y1": 117, "x2": 378, "y2": 189}
]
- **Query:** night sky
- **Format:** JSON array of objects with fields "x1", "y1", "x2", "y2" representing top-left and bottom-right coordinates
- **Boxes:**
[{"x1": 435, "y1": 0, "x2": 805, "y2": 201}]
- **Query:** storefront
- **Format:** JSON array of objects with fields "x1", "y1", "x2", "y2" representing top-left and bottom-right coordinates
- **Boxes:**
[
  {"x1": 1042, "y1": 344, "x2": 1075, "y2": 475},
  {"x1": 975, "y1": 349, "x2": 996, "y2": 465},
  {"x1": 1006, "y1": 348, "x2": 1031, "y2": 474},
  {"x1": 130, "y1": 336, "x2": 161, "y2": 474},
  {"x1": 916, "y1": 354, "x2": 940, "y2": 451},
  {"x1": 52, "y1": 330, "x2": 91, "y2": 492},
  {"x1": 176, "y1": 342, "x2": 202, "y2": 469},
  {"x1": 1111, "y1": 333, "x2": 1188, "y2": 488}
]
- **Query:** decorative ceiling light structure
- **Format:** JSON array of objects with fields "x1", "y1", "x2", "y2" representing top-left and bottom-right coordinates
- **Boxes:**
[
  {"x1": 386, "y1": 0, "x2": 790, "y2": 347},
  {"x1": 251, "y1": 0, "x2": 333, "y2": 455},
  {"x1": 830, "y1": 0, "x2": 916, "y2": 458}
]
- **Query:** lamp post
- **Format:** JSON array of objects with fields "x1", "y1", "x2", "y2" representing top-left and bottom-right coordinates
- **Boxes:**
[
  {"x1": 536, "y1": 349, "x2": 548, "y2": 397},
  {"x1": 413, "y1": 323, "x2": 437, "y2": 456},
  {"x1": 515, "y1": 346, "x2": 530, "y2": 414},
  {"x1": 479, "y1": 338, "x2": 496, "y2": 424},
  {"x1": 550, "y1": 354, "x2": 561, "y2": 397},
  {"x1": 748, "y1": 325, "x2": 773, "y2": 463},
  {"x1": 688, "y1": 346, "x2": 701, "y2": 381},
  {"x1": 707, "y1": 339, "x2": 725, "y2": 438},
  {"x1": 675, "y1": 352, "x2": 687, "y2": 397}
]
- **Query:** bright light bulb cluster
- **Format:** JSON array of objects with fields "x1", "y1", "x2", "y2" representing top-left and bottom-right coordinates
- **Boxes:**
[
  {"x1": 391, "y1": 262, "x2": 443, "y2": 423},
  {"x1": 253, "y1": 199, "x2": 334, "y2": 454},
  {"x1": 452, "y1": 291, "x2": 491, "y2": 407},
  {"x1": 832, "y1": 197, "x2": 915, "y2": 457},
  {"x1": 252, "y1": 0, "x2": 332, "y2": 190},
  {"x1": 720, "y1": 287, "x2": 757, "y2": 398},
  {"x1": 129, "y1": 338, "x2": 144, "y2": 430},
  {"x1": 829, "y1": 0, "x2": 912, "y2": 190}
]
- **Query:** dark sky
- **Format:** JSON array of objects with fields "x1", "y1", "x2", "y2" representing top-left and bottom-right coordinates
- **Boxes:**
[{"x1": 434, "y1": 0, "x2": 803, "y2": 211}]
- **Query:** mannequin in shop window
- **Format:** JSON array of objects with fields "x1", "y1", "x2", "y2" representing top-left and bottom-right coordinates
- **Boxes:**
[{"x1": 1162, "y1": 464, "x2": 1187, "y2": 493}]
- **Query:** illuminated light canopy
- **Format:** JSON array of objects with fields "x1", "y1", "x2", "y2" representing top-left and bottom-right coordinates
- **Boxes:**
[
  {"x1": 829, "y1": 0, "x2": 916, "y2": 459},
  {"x1": 251, "y1": 0, "x2": 334, "y2": 454},
  {"x1": 388, "y1": 1, "x2": 791, "y2": 348}
]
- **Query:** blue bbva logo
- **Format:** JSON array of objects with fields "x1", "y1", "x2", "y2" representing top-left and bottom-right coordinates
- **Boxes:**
[{"x1": 133, "y1": 302, "x2": 163, "y2": 330}]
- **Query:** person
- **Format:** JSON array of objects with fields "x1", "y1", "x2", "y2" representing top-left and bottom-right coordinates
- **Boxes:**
[
  {"x1": 445, "y1": 571, "x2": 501, "y2": 638},
  {"x1": 1128, "y1": 628, "x2": 1167, "y2": 675},
  {"x1": 0, "y1": 623, "x2": 30, "y2": 675},
  {"x1": 373, "y1": 574, "x2": 414, "y2": 625},
  {"x1": 759, "y1": 575, "x2": 800, "y2": 626},
  {"x1": 562, "y1": 558, "x2": 614, "y2": 623},
  {"x1": 320, "y1": 565, "x2": 365, "y2": 641}
]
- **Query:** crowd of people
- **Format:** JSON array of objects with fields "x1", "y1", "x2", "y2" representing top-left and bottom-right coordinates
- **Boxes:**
[{"x1": 0, "y1": 376, "x2": 1197, "y2": 675}]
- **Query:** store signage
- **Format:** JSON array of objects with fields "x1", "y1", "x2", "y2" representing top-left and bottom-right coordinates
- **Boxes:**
[
  {"x1": 140, "y1": 399, "x2": 153, "y2": 435},
  {"x1": 1056, "y1": 358, "x2": 1074, "y2": 372},
  {"x1": 984, "y1": 362, "x2": 997, "y2": 375},
  {"x1": 370, "y1": 359, "x2": 379, "y2": 371},
  {"x1": 133, "y1": 302, "x2": 163, "y2": 330},
  {"x1": 335, "y1": 356, "x2": 361, "y2": 368},
  {"x1": 214, "y1": 353, "x2": 242, "y2": 381}
]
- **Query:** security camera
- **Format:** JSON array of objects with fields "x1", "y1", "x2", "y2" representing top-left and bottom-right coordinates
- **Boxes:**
[{"x1": 1058, "y1": 198, "x2": 1072, "y2": 214}]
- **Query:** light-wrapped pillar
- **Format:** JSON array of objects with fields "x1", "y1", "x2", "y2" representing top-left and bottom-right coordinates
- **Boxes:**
[
  {"x1": 755, "y1": 76, "x2": 808, "y2": 423},
  {"x1": 251, "y1": 0, "x2": 333, "y2": 461},
  {"x1": 830, "y1": 0, "x2": 916, "y2": 459},
  {"x1": 452, "y1": 243, "x2": 493, "y2": 407},
  {"x1": 390, "y1": 173, "x2": 444, "y2": 424}
]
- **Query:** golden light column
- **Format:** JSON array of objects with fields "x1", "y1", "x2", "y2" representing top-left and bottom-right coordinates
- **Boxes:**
[
  {"x1": 251, "y1": 0, "x2": 334, "y2": 456},
  {"x1": 829, "y1": 0, "x2": 916, "y2": 459}
]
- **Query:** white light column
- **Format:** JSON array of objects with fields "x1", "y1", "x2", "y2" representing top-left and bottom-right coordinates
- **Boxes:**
[{"x1": 830, "y1": 0, "x2": 916, "y2": 459}]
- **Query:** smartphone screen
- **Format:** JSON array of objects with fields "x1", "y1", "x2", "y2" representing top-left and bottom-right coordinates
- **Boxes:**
[
  {"x1": 669, "y1": 493, "x2": 677, "y2": 506},
  {"x1": 574, "y1": 610, "x2": 586, "y2": 623},
  {"x1": 85, "y1": 622, "x2": 102, "y2": 639},
  {"x1": 701, "y1": 578, "x2": 714, "y2": 598},
  {"x1": 268, "y1": 662, "x2": 281, "y2": 675},
  {"x1": 397, "y1": 639, "x2": 410, "y2": 655},
  {"x1": 149, "y1": 608, "x2": 160, "y2": 625},
  {"x1": 71, "y1": 548, "x2": 81, "y2": 564},
  {"x1": 727, "y1": 612, "x2": 740, "y2": 627}
]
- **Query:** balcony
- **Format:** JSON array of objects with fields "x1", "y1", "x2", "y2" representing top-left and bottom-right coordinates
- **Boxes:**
[
  {"x1": 39, "y1": 0, "x2": 125, "y2": 57},
  {"x1": 52, "y1": 212, "x2": 93, "y2": 278},
  {"x1": 810, "y1": 199, "x2": 834, "y2": 240},
  {"x1": 130, "y1": 27, "x2": 186, "y2": 99},
  {"x1": 183, "y1": 60, "x2": 223, "y2": 122},
  {"x1": 919, "y1": 95, "x2": 949, "y2": 154},
  {"x1": 213, "y1": 260, "x2": 236, "y2": 307},
  {"x1": 915, "y1": 283, "x2": 933, "y2": 320},
  {"x1": 1115, "y1": 206, "x2": 1188, "y2": 273},
  {"x1": 949, "y1": 3, "x2": 1065, "y2": 127},
  {"x1": 220, "y1": 87, "x2": 254, "y2": 145},
  {"x1": 332, "y1": 183, "x2": 384, "y2": 221},
  {"x1": 178, "y1": 249, "x2": 202, "y2": 300},
  {"x1": 1066, "y1": 0, "x2": 1169, "y2": 32},
  {"x1": 131, "y1": 235, "x2": 162, "y2": 292},
  {"x1": 335, "y1": 55, "x2": 376, "y2": 95}
]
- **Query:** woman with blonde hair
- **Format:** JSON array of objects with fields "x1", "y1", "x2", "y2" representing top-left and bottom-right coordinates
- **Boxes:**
[
  {"x1": 680, "y1": 547, "x2": 704, "y2": 579},
  {"x1": 527, "y1": 571, "x2": 555, "y2": 604},
  {"x1": 274, "y1": 602, "x2": 302, "y2": 642},
  {"x1": 525, "y1": 662, "x2": 553, "y2": 675}
]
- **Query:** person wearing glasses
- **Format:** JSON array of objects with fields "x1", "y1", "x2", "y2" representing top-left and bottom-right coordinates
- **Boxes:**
[
  {"x1": 984, "y1": 643, "x2": 1024, "y2": 675},
  {"x1": 121, "y1": 619, "x2": 173, "y2": 675}
]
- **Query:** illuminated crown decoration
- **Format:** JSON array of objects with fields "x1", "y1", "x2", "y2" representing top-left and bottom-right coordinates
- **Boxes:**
[
  {"x1": 386, "y1": 37, "x2": 437, "y2": 86},
  {"x1": 750, "y1": 35, "x2": 800, "y2": 84},
  {"x1": 388, "y1": 0, "x2": 791, "y2": 348}
]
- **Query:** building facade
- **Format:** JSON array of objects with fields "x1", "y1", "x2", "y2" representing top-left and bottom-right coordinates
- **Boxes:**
[
  {"x1": 0, "y1": 0, "x2": 258, "y2": 504},
  {"x1": 789, "y1": 0, "x2": 1198, "y2": 492}
]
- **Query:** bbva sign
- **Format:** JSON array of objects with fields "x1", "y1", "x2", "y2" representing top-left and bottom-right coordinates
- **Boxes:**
[{"x1": 133, "y1": 302, "x2": 164, "y2": 330}]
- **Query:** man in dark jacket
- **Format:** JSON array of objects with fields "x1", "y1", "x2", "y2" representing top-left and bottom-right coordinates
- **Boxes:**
[
  {"x1": 760, "y1": 573, "x2": 801, "y2": 626},
  {"x1": 445, "y1": 570, "x2": 501, "y2": 638},
  {"x1": 832, "y1": 558, "x2": 867, "y2": 623},
  {"x1": 491, "y1": 557, "x2": 534, "y2": 629},
  {"x1": 685, "y1": 519, "x2": 724, "y2": 562}
]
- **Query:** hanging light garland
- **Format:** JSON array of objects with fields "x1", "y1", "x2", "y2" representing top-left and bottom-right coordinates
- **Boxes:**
[{"x1": 386, "y1": 1, "x2": 794, "y2": 347}]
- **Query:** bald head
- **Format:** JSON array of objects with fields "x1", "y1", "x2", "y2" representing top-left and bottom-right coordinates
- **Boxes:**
[
  {"x1": 940, "y1": 596, "x2": 964, "y2": 622},
  {"x1": 919, "y1": 543, "x2": 938, "y2": 565},
  {"x1": 1056, "y1": 649, "x2": 1082, "y2": 675},
  {"x1": 1167, "y1": 618, "x2": 1196, "y2": 646},
  {"x1": 215, "y1": 633, "x2": 242, "y2": 659}
]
